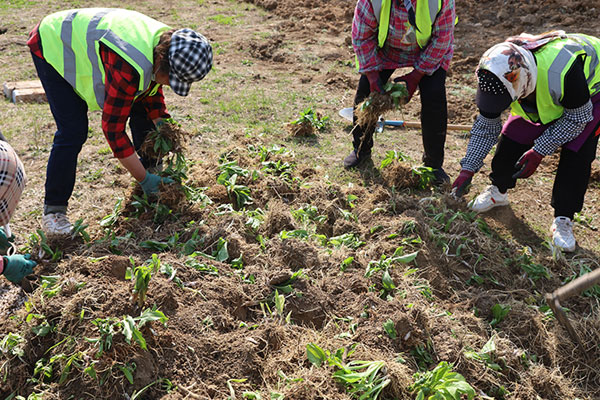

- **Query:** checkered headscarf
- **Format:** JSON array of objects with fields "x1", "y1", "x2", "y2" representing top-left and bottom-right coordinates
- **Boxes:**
[
  {"x1": 168, "y1": 28, "x2": 213, "y2": 96},
  {"x1": 0, "y1": 141, "x2": 26, "y2": 226}
]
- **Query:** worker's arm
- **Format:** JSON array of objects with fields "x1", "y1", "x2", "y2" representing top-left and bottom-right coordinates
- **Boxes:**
[
  {"x1": 533, "y1": 58, "x2": 593, "y2": 156},
  {"x1": 414, "y1": 0, "x2": 455, "y2": 76},
  {"x1": 352, "y1": 0, "x2": 382, "y2": 73},
  {"x1": 459, "y1": 113, "x2": 503, "y2": 173}
]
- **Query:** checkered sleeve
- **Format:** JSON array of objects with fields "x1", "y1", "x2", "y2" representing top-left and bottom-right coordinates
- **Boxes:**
[
  {"x1": 414, "y1": 0, "x2": 455, "y2": 75},
  {"x1": 460, "y1": 114, "x2": 503, "y2": 172},
  {"x1": 533, "y1": 100, "x2": 594, "y2": 156},
  {"x1": 352, "y1": 0, "x2": 382, "y2": 73},
  {"x1": 101, "y1": 45, "x2": 139, "y2": 159},
  {"x1": 137, "y1": 85, "x2": 171, "y2": 121}
]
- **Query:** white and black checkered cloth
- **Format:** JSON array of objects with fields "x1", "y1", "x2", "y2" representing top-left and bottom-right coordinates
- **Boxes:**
[
  {"x1": 461, "y1": 100, "x2": 594, "y2": 172},
  {"x1": 168, "y1": 28, "x2": 213, "y2": 96},
  {"x1": 534, "y1": 99, "x2": 593, "y2": 155},
  {"x1": 460, "y1": 114, "x2": 503, "y2": 172}
]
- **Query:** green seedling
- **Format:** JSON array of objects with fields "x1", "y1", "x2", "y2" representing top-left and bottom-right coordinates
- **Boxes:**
[
  {"x1": 383, "y1": 319, "x2": 397, "y2": 339},
  {"x1": 505, "y1": 247, "x2": 550, "y2": 281},
  {"x1": 33, "y1": 358, "x2": 53, "y2": 383},
  {"x1": 409, "y1": 361, "x2": 476, "y2": 400},
  {"x1": 340, "y1": 256, "x2": 354, "y2": 272},
  {"x1": 71, "y1": 219, "x2": 91, "y2": 243},
  {"x1": 290, "y1": 107, "x2": 330, "y2": 132},
  {"x1": 380, "y1": 149, "x2": 409, "y2": 169},
  {"x1": 131, "y1": 193, "x2": 173, "y2": 223},
  {"x1": 28, "y1": 229, "x2": 62, "y2": 261},
  {"x1": 411, "y1": 343, "x2": 434, "y2": 372},
  {"x1": 279, "y1": 229, "x2": 309, "y2": 240},
  {"x1": 333, "y1": 360, "x2": 390, "y2": 400},
  {"x1": 328, "y1": 233, "x2": 365, "y2": 249},
  {"x1": 291, "y1": 204, "x2": 327, "y2": 226},
  {"x1": 247, "y1": 143, "x2": 291, "y2": 162},
  {"x1": 262, "y1": 160, "x2": 295, "y2": 183},
  {"x1": 217, "y1": 173, "x2": 253, "y2": 209},
  {"x1": 0, "y1": 332, "x2": 25, "y2": 358},
  {"x1": 132, "y1": 255, "x2": 160, "y2": 307},
  {"x1": 100, "y1": 198, "x2": 123, "y2": 228},
  {"x1": 490, "y1": 304, "x2": 511, "y2": 328},
  {"x1": 365, "y1": 247, "x2": 419, "y2": 277},
  {"x1": 411, "y1": 166, "x2": 436, "y2": 189},
  {"x1": 464, "y1": 335, "x2": 504, "y2": 371},
  {"x1": 118, "y1": 362, "x2": 136, "y2": 384}
]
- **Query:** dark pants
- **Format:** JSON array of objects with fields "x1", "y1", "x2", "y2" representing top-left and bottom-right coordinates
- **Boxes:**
[
  {"x1": 490, "y1": 132, "x2": 600, "y2": 219},
  {"x1": 352, "y1": 68, "x2": 448, "y2": 169},
  {"x1": 32, "y1": 54, "x2": 155, "y2": 209}
]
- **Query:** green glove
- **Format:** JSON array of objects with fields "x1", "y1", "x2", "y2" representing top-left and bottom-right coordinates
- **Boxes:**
[
  {"x1": 2, "y1": 254, "x2": 36, "y2": 283},
  {"x1": 139, "y1": 172, "x2": 174, "y2": 195},
  {"x1": 0, "y1": 226, "x2": 14, "y2": 255}
]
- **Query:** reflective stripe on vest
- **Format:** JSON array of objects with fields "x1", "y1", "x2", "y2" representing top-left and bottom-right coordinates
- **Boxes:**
[
  {"x1": 510, "y1": 34, "x2": 600, "y2": 124},
  {"x1": 39, "y1": 8, "x2": 168, "y2": 110},
  {"x1": 371, "y1": 0, "x2": 442, "y2": 49}
]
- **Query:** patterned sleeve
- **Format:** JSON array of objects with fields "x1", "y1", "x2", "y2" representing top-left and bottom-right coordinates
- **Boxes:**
[
  {"x1": 460, "y1": 114, "x2": 503, "y2": 172},
  {"x1": 101, "y1": 46, "x2": 139, "y2": 159},
  {"x1": 137, "y1": 85, "x2": 171, "y2": 122},
  {"x1": 352, "y1": 0, "x2": 381, "y2": 73},
  {"x1": 533, "y1": 100, "x2": 594, "y2": 156},
  {"x1": 414, "y1": 0, "x2": 455, "y2": 75}
]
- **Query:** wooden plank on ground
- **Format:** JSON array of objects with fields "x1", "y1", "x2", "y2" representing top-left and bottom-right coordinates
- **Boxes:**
[{"x1": 2, "y1": 80, "x2": 47, "y2": 103}]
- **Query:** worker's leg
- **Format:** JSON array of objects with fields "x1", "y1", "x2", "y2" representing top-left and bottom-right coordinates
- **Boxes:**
[
  {"x1": 347, "y1": 69, "x2": 395, "y2": 163},
  {"x1": 129, "y1": 101, "x2": 159, "y2": 169},
  {"x1": 419, "y1": 68, "x2": 447, "y2": 170},
  {"x1": 32, "y1": 54, "x2": 88, "y2": 212},
  {"x1": 489, "y1": 135, "x2": 532, "y2": 193},
  {"x1": 552, "y1": 130, "x2": 600, "y2": 218}
]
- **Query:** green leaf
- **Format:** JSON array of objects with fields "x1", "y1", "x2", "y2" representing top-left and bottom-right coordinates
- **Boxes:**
[{"x1": 306, "y1": 343, "x2": 327, "y2": 367}]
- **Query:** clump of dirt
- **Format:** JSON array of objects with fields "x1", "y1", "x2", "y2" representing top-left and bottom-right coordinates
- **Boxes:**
[
  {"x1": 381, "y1": 160, "x2": 420, "y2": 189},
  {"x1": 288, "y1": 120, "x2": 315, "y2": 137},
  {"x1": 248, "y1": 35, "x2": 284, "y2": 61},
  {"x1": 157, "y1": 181, "x2": 186, "y2": 209},
  {"x1": 139, "y1": 120, "x2": 186, "y2": 161}
]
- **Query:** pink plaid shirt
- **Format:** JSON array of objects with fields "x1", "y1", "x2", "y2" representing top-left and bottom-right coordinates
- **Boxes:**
[{"x1": 352, "y1": 0, "x2": 455, "y2": 75}]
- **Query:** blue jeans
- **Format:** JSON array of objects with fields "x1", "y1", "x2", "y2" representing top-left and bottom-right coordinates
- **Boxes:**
[{"x1": 32, "y1": 54, "x2": 155, "y2": 209}]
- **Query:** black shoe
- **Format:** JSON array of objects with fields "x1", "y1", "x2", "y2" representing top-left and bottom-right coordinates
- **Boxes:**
[
  {"x1": 343, "y1": 150, "x2": 371, "y2": 168},
  {"x1": 432, "y1": 167, "x2": 450, "y2": 185}
]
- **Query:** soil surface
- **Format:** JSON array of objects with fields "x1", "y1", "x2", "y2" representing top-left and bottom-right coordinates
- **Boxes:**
[{"x1": 1, "y1": 0, "x2": 600, "y2": 399}]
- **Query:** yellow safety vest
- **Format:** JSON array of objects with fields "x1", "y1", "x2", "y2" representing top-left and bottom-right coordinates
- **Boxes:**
[{"x1": 39, "y1": 8, "x2": 169, "y2": 110}]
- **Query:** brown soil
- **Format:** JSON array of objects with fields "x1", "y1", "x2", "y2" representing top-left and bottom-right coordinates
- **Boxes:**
[{"x1": 1, "y1": 0, "x2": 600, "y2": 399}]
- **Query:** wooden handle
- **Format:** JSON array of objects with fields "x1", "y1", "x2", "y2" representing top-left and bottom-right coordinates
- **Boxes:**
[
  {"x1": 399, "y1": 121, "x2": 472, "y2": 131},
  {"x1": 554, "y1": 268, "x2": 600, "y2": 302}
]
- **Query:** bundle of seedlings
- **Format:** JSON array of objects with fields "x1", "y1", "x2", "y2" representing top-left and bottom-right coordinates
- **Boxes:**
[
  {"x1": 288, "y1": 107, "x2": 330, "y2": 137},
  {"x1": 139, "y1": 118, "x2": 186, "y2": 161},
  {"x1": 354, "y1": 82, "x2": 409, "y2": 153}
]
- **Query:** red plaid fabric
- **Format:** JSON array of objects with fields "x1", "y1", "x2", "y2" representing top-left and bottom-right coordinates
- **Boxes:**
[
  {"x1": 352, "y1": 0, "x2": 455, "y2": 75},
  {"x1": 28, "y1": 27, "x2": 170, "y2": 159}
]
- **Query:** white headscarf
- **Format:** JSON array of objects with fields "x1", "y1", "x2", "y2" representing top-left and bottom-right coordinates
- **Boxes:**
[{"x1": 477, "y1": 42, "x2": 537, "y2": 101}]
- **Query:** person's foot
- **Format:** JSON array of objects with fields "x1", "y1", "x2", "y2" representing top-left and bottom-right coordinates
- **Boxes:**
[
  {"x1": 551, "y1": 216, "x2": 577, "y2": 252},
  {"x1": 343, "y1": 150, "x2": 371, "y2": 168},
  {"x1": 42, "y1": 212, "x2": 72, "y2": 235},
  {"x1": 432, "y1": 167, "x2": 450, "y2": 186},
  {"x1": 469, "y1": 185, "x2": 509, "y2": 213}
]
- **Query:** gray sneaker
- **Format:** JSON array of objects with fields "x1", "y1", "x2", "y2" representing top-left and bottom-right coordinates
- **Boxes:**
[{"x1": 42, "y1": 212, "x2": 72, "y2": 235}]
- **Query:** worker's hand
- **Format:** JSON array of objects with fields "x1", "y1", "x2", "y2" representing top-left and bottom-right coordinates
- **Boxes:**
[
  {"x1": 139, "y1": 172, "x2": 174, "y2": 195},
  {"x1": 394, "y1": 69, "x2": 425, "y2": 101},
  {"x1": 365, "y1": 71, "x2": 384, "y2": 93},
  {"x1": 2, "y1": 254, "x2": 36, "y2": 284},
  {"x1": 0, "y1": 227, "x2": 15, "y2": 255},
  {"x1": 451, "y1": 170, "x2": 475, "y2": 198},
  {"x1": 512, "y1": 149, "x2": 544, "y2": 179}
]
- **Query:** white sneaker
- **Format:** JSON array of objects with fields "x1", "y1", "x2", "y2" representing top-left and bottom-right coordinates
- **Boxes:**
[
  {"x1": 42, "y1": 213, "x2": 72, "y2": 235},
  {"x1": 469, "y1": 185, "x2": 509, "y2": 213},
  {"x1": 551, "y1": 217, "x2": 576, "y2": 252}
]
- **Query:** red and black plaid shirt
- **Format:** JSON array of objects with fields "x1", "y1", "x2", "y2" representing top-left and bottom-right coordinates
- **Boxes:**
[{"x1": 28, "y1": 26, "x2": 170, "y2": 159}]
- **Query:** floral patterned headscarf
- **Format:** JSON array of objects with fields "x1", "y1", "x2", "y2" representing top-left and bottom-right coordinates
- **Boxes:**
[{"x1": 477, "y1": 42, "x2": 537, "y2": 102}]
